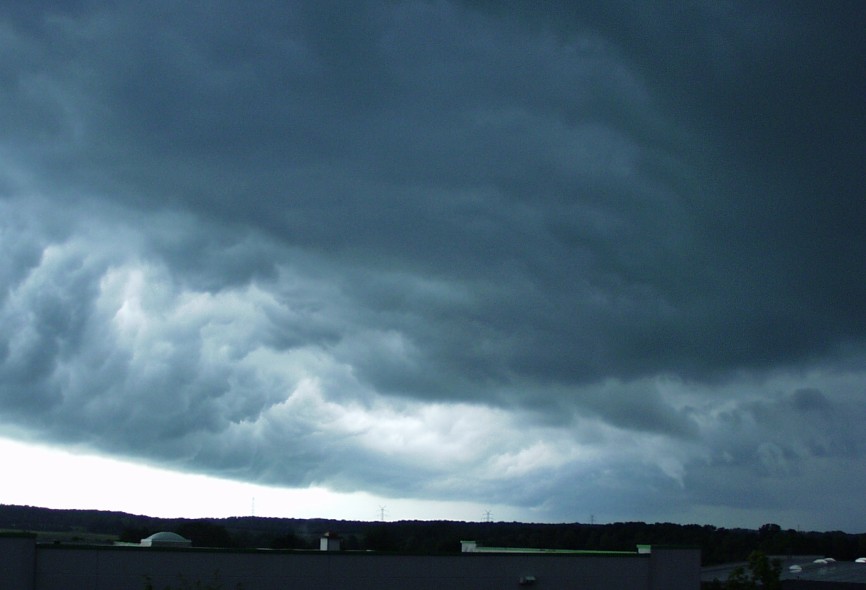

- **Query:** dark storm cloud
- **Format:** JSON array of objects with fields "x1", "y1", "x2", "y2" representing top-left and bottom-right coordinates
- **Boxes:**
[
  {"x1": 6, "y1": 0, "x2": 864, "y2": 387},
  {"x1": 680, "y1": 380, "x2": 866, "y2": 521},
  {"x1": 1, "y1": 1, "x2": 865, "y2": 528}
]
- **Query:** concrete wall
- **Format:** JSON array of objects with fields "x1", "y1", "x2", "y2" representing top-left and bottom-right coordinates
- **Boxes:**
[
  {"x1": 0, "y1": 534, "x2": 36, "y2": 590},
  {"x1": 1, "y1": 535, "x2": 700, "y2": 590},
  {"x1": 650, "y1": 547, "x2": 702, "y2": 590}
]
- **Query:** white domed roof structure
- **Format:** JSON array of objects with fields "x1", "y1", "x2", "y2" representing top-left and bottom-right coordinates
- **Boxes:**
[{"x1": 140, "y1": 532, "x2": 191, "y2": 547}]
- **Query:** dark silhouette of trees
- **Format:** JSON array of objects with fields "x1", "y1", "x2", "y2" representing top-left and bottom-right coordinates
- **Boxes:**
[
  {"x1": 725, "y1": 550, "x2": 781, "y2": 590},
  {"x1": 176, "y1": 521, "x2": 236, "y2": 548},
  {"x1": 118, "y1": 526, "x2": 152, "y2": 543},
  {"x1": 269, "y1": 531, "x2": 310, "y2": 550}
]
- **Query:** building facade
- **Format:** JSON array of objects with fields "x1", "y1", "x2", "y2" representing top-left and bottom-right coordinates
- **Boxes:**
[{"x1": 1, "y1": 533, "x2": 700, "y2": 590}]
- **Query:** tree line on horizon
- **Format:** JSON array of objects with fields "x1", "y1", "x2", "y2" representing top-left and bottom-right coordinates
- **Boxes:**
[{"x1": 2, "y1": 504, "x2": 865, "y2": 566}]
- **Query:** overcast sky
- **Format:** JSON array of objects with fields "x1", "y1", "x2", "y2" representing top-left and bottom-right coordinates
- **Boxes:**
[{"x1": 1, "y1": 1, "x2": 865, "y2": 532}]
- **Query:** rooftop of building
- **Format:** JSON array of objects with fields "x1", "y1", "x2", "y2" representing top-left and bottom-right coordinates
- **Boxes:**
[
  {"x1": 702, "y1": 556, "x2": 866, "y2": 586},
  {"x1": 460, "y1": 540, "x2": 653, "y2": 556}
]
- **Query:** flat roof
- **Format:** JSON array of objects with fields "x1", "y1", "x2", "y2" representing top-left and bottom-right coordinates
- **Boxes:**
[
  {"x1": 460, "y1": 541, "x2": 637, "y2": 556},
  {"x1": 703, "y1": 557, "x2": 866, "y2": 585}
]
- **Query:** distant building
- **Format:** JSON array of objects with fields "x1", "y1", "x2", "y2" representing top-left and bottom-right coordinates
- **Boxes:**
[
  {"x1": 461, "y1": 540, "x2": 653, "y2": 555},
  {"x1": 1, "y1": 532, "x2": 700, "y2": 590}
]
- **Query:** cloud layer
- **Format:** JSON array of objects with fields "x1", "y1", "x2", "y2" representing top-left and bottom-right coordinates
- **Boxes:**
[{"x1": 1, "y1": 1, "x2": 865, "y2": 530}]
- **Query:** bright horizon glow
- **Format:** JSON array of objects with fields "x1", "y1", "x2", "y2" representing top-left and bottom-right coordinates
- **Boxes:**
[{"x1": 0, "y1": 436, "x2": 523, "y2": 522}]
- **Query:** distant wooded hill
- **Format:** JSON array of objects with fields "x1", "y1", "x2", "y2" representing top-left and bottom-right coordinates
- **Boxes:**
[{"x1": 2, "y1": 504, "x2": 864, "y2": 566}]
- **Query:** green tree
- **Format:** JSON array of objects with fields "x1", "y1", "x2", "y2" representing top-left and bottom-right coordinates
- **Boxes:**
[
  {"x1": 748, "y1": 550, "x2": 782, "y2": 590},
  {"x1": 725, "y1": 565, "x2": 754, "y2": 590},
  {"x1": 725, "y1": 551, "x2": 781, "y2": 590}
]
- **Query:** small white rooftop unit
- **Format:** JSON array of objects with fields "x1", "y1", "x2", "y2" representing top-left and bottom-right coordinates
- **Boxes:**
[
  {"x1": 140, "y1": 532, "x2": 191, "y2": 548},
  {"x1": 320, "y1": 532, "x2": 341, "y2": 552}
]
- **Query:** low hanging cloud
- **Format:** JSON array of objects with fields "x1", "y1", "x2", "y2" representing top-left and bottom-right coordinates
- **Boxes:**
[{"x1": 1, "y1": 1, "x2": 865, "y2": 530}]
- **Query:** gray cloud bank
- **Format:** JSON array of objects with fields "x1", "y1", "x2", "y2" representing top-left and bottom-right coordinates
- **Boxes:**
[{"x1": 1, "y1": 1, "x2": 865, "y2": 530}]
